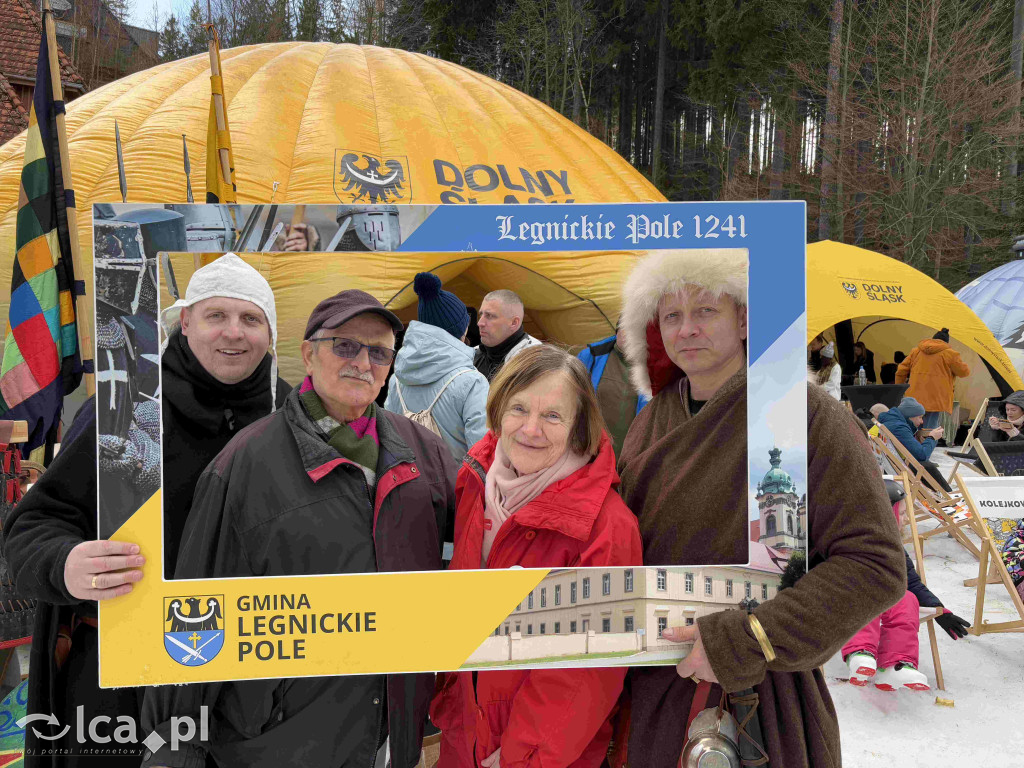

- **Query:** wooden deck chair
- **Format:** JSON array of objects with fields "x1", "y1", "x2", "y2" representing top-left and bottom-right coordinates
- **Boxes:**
[
  {"x1": 868, "y1": 427, "x2": 900, "y2": 475},
  {"x1": 872, "y1": 430, "x2": 974, "y2": 548},
  {"x1": 870, "y1": 426, "x2": 980, "y2": 559},
  {"x1": 946, "y1": 398, "x2": 994, "y2": 476},
  {"x1": 895, "y1": 472, "x2": 946, "y2": 690},
  {"x1": 952, "y1": 473, "x2": 1024, "y2": 635}
]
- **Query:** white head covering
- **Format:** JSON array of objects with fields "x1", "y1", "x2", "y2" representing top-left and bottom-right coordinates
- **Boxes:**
[
  {"x1": 821, "y1": 341, "x2": 835, "y2": 359},
  {"x1": 160, "y1": 252, "x2": 279, "y2": 410}
]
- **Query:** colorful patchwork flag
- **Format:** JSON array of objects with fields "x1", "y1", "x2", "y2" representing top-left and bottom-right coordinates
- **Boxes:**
[{"x1": 0, "y1": 15, "x2": 83, "y2": 454}]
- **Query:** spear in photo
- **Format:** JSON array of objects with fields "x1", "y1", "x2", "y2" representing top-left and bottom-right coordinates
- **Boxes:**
[
  {"x1": 182, "y1": 134, "x2": 194, "y2": 203},
  {"x1": 115, "y1": 120, "x2": 127, "y2": 203}
]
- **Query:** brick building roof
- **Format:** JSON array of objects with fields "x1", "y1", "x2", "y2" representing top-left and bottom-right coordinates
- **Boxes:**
[
  {"x1": 0, "y1": 0, "x2": 86, "y2": 91},
  {"x1": 0, "y1": 72, "x2": 28, "y2": 145}
]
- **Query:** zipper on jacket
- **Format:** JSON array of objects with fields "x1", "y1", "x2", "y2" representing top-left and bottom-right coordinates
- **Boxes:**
[
  {"x1": 484, "y1": 517, "x2": 522, "y2": 569},
  {"x1": 356, "y1": 470, "x2": 379, "y2": 570},
  {"x1": 464, "y1": 454, "x2": 487, "y2": 486},
  {"x1": 368, "y1": 677, "x2": 386, "y2": 768}
]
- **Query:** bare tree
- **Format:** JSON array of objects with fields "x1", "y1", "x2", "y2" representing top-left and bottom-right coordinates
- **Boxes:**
[
  {"x1": 817, "y1": 0, "x2": 844, "y2": 239},
  {"x1": 794, "y1": 0, "x2": 1021, "y2": 282},
  {"x1": 651, "y1": 0, "x2": 668, "y2": 184},
  {"x1": 1006, "y1": 0, "x2": 1024, "y2": 214}
]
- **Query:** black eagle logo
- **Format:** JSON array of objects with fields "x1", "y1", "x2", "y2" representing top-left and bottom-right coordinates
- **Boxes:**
[
  {"x1": 338, "y1": 153, "x2": 406, "y2": 204},
  {"x1": 166, "y1": 596, "x2": 223, "y2": 632}
]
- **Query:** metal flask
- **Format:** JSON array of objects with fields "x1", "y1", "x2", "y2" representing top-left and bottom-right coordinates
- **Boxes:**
[{"x1": 680, "y1": 708, "x2": 742, "y2": 768}]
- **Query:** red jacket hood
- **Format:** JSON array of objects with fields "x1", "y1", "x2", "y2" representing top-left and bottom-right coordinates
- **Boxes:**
[
  {"x1": 918, "y1": 339, "x2": 951, "y2": 355},
  {"x1": 644, "y1": 320, "x2": 684, "y2": 396},
  {"x1": 464, "y1": 429, "x2": 621, "y2": 542}
]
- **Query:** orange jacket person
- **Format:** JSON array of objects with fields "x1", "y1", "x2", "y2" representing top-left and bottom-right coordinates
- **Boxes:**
[{"x1": 895, "y1": 327, "x2": 970, "y2": 429}]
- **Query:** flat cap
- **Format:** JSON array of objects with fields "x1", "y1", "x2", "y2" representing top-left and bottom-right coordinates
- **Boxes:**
[{"x1": 304, "y1": 290, "x2": 403, "y2": 340}]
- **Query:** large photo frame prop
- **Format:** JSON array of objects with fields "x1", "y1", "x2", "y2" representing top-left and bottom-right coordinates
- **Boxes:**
[{"x1": 94, "y1": 202, "x2": 806, "y2": 686}]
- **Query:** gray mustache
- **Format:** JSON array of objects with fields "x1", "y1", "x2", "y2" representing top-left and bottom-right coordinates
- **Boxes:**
[{"x1": 340, "y1": 371, "x2": 375, "y2": 384}]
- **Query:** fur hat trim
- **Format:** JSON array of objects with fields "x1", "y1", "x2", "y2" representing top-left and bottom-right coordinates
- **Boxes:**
[{"x1": 619, "y1": 249, "x2": 748, "y2": 397}]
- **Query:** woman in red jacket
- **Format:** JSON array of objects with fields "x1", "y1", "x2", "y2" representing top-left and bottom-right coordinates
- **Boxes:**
[{"x1": 431, "y1": 344, "x2": 643, "y2": 768}]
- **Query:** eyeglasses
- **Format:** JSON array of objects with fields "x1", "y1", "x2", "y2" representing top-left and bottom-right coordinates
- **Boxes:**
[{"x1": 310, "y1": 336, "x2": 396, "y2": 366}]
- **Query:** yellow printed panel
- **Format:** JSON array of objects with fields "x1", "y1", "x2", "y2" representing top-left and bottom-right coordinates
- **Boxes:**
[{"x1": 99, "y1": 491, "x2": 547, "y2": 687}]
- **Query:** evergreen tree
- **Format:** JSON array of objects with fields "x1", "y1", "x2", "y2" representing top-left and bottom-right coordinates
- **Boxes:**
[
  {"x1": 184, "y1": 0, "x2": 210, "y2": 56},
  {"x1": 296, "y1": 0, "x2": 323, "y2": 41},
  {"x1": 159, "y1": 13, "x2": 187, "y2": 61}
]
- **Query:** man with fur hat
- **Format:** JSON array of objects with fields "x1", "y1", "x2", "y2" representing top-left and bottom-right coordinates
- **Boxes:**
[
  {"x1": 3, "y1": 253, "x2": 289, "y2": 767},
  {"x1": 141, "y1": 290, "x2": 458, "y2": 768},
  {"x1": 896, "y1": 327, "x2": 970, "y2": 429},
  {"x1": 615, "y1": 249, "x2": 906, "y2": 768},
  {"x1": 384, "y1": 272, "x2": 489, "y2": 459},
  {"x1": 877, "y1": 396, "x2": 952, "y2": 491}
]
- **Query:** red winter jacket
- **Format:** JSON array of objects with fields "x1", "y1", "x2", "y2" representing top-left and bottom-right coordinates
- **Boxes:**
[{"x1": 430, "y1": 430, "x2": 643, "y2": 768}]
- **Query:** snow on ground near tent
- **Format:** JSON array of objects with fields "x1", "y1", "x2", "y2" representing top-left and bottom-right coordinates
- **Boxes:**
[{"x1": 829, "y1": 448, "x2": 1022, "y2": 766}]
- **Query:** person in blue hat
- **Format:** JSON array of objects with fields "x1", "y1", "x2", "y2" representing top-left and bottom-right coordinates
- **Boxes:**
[
  {"x1": 877, "y1": 396, "x2": 952, "y2": 491},
  {"x1": 384, "y1": 272, "x2": 490, "y2": 459}
]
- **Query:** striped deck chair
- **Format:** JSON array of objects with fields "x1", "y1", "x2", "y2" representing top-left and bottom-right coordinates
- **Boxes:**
[{"x1": 870, "y1": 425, "x2": 980, "y2": 559}]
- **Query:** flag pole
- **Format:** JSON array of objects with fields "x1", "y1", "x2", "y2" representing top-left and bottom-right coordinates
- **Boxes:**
[
  {"x1": 207, "y1": 26, "x2": 234, "y2": 200},
  {"x1": 43, "y1": 0, "x2": 94, "y2": 397}
]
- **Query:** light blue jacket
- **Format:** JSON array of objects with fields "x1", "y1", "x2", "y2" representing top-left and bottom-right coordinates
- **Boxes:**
[{"x1": 384, "y1": 321, "x2": 489, "y2": 460}]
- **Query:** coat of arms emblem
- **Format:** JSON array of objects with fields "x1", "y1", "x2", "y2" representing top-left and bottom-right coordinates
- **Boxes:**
[
  {"x1": 334, "y1": 151, "x2": 409, "y2": 204},
  {"x1": 164, "y1": 595, "x2": 224, "y2": 666}
]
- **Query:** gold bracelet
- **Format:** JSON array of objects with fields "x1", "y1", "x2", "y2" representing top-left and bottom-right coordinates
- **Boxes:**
[{"x1": 748, "y1": 614, "x2": 776, "y2": 663}]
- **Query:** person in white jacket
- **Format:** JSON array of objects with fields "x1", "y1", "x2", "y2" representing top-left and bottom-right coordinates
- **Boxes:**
[
  {"x1": 810, "y1": 341, "x2": 843, "y2": 400},
  {"x1": 384, "y1": 272, "x2": 489, "y2": 459}
]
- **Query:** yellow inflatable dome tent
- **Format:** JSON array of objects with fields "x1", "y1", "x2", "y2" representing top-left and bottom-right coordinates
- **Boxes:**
[
  {"x1": 808, "y1": 241, "x2": 1024, "y2": 421},
  {"x1": 0, "y1": 42, "x2": 664, "y2": 345}
]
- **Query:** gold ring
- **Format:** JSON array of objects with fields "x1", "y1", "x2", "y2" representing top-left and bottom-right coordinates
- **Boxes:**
[
  {"x1": 91, "y1": 575, "x2": 99, "y2": 589},
  {"x1": 689, "y1": 674, "x2": 701, "y2": 684}
]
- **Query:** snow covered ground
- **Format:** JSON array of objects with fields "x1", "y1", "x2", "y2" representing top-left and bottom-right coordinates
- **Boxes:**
[{"x1": 828, "y1": 449, "x2": 1022, "y2": 767}]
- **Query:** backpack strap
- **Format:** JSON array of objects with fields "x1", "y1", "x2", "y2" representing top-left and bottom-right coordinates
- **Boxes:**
[
  {"x1": 424, "y1": 369, "x2": 473, "y2": 414},
  {"x1": 394, "y1": 379, "x2": 409, "y2": 412}
]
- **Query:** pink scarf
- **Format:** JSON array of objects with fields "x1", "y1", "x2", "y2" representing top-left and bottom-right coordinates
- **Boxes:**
[{"x1": 481, "y1": 439, "x2": 590, "y2": 567}]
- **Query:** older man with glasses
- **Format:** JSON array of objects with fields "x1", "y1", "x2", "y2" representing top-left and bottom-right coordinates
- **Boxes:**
[{"x1": 141, "y1": 290, "x2": 458, "y2": 768}]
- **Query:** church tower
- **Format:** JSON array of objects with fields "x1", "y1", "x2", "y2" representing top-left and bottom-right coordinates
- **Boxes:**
[{"x1": 756, "y1": 448, "x2": 802, "y2": 551}]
